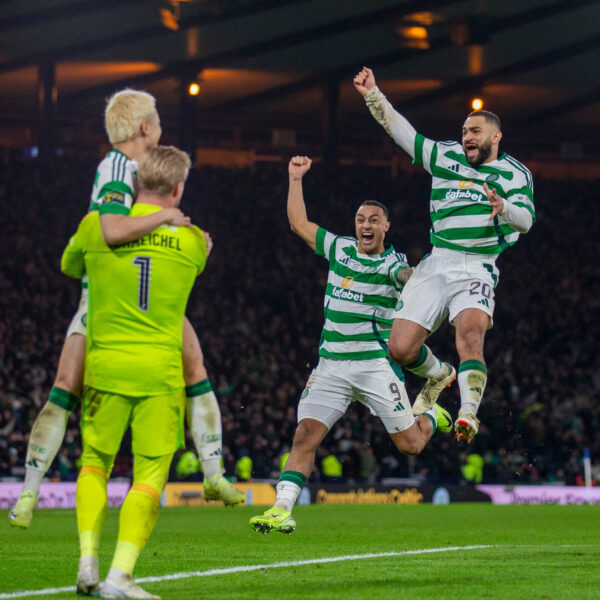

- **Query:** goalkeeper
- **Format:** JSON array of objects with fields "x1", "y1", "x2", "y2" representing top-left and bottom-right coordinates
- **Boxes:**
[
  {"x1": 9, "y1": 89, "x2": 243, "y2": 530},
  {"x1": 62, "y1": 146, "x2": 207, "y2": 599}
]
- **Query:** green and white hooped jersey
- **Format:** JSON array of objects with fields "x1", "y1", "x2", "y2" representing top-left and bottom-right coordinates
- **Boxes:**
[
  {"x1": 88, "y1": 149, "x2": 137, "y2": 216},
  {"x1": 413, "y1": 138, "x2": 535, "y2": 255},
  {"x1": 81, "y1": 150, "x2": 137, "y2": 290},
  {"x1": 315, "y1": 227, "x2": 409, "y2": 361}
]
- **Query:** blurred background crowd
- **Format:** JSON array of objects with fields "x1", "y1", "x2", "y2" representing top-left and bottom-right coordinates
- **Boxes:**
[{"x1": 1, "y1": 149, "x2": 599, "y2": 486}]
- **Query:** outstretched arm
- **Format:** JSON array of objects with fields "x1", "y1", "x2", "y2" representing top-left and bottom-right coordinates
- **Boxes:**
[
  {"x1": 99, "y1": 209, "x2": 191, "y2": 246},
  {"x1": 354, "y1": 66, "x2": 418, "y2": 158},
  {"x1": 287, "y1": 156, "x2": 319, "y2": 251}
]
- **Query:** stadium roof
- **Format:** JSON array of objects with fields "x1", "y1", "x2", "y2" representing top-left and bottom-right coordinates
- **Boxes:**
[{"x1": 1, "y1": 0, "x2": 599, "y2": 158}]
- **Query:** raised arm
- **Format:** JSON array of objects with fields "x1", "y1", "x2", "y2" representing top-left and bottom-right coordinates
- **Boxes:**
[
  {"x1": 99, "y1": 209, "x2": 191, "y2": 246},
  {"x1": 353, "y1": 66, "x2": 418, "y2": 158},
  {"x1": 287, "y1": 156, "x2": 319, "y2": 251}
]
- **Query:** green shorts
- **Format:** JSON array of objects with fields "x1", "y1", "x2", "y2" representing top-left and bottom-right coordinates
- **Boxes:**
[{"x1": 81, "y1": 386, "x2": 186, "y2": 457}]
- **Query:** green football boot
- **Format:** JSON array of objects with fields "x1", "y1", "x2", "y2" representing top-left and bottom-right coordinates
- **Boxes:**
[
  {"x1": 8, "y1": 490, "x2": 38, "y2": 528},
  {"x1": 434, "y1": 404, "x2": 453, "y2": 433},
  {"x1": 203, "y1": 473, "x2": 246, "y2": 506},
  {"x1": 249, "y1": 507, "x2": 296, "y2": 534}
]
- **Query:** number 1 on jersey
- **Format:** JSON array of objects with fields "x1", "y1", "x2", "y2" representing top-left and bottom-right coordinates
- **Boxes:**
[{"x1": 133, "y1": 256, "x2": 151, "y2": 311}]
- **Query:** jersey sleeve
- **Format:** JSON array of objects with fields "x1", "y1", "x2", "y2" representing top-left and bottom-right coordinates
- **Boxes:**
[
  {"x1": 191, "y1": 226, "x2": 208, "y2": 276},
  {"x1": 97, "y1": 181, "x2": 134, "y2": 216},
  {"x1": 61, "y1": 217, "x2": 90, "y2": 279},
  {"x1": 493, "y1": 160, "x2": 535, "y2": 233},
  {"x1": 363, "y1": 86, "x2": 438, "y2": 176},
  {"x1": 505, "y1": 174, "x2": 535, "y2": 223},
  {"x1": 388, "y1": 252, "x2": 411, "y2": 290},
  {"x1": 412, "y1": 134, "x2": 439, "y2": 175},
  {"x1": 97, "y1": 159, "x2": 137, "y2": 215},
  {"x1": 315, "y1": 227, "x2": 337, "y2": 261}
]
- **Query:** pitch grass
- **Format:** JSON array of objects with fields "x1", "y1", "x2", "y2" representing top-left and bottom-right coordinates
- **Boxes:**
[{"x1": 1, "y1": 503, "x2": 600, "y2": 599}]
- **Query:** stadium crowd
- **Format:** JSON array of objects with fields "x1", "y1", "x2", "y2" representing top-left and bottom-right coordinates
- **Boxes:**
[{"x1": 0, "y1": 149, "x2": 599, "y2": 486}]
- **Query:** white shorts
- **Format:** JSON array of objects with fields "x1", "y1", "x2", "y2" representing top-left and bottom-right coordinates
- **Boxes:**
[
  {"x1": 297, "y1": 358, "x2": 415, "y2": 434},
  {"x1": 66, "y1": 287, "x2": 88, "y2": 338},
  {"x1": 394, "y1": 246, "x2": 499, "y2": 331}
]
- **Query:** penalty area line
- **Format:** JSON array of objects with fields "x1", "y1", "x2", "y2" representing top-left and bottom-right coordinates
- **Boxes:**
[{"x1": 0, "y1": 544, "x2": 494, "y2": 598}]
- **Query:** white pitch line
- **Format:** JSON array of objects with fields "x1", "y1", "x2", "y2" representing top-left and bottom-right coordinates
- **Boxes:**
[{"x1": 0, "y1": 544, "x2": 493, "y2": 599}]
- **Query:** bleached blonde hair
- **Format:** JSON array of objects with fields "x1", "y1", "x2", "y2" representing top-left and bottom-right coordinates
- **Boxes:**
[
  {"x1": 137, "y1": 145, "x2": 192, "y2": 195},
  {"x1": 104, "y1": 89, "x2": 157, "y2": 144}
]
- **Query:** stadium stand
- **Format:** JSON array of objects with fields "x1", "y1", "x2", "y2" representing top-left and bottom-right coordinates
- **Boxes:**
[{"x1": 1, "y1": 149, "x2": 598, "y2": 486}]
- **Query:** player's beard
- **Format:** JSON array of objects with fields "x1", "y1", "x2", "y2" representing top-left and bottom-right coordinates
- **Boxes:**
[{"x1": 464, "y1": 138, "x2": 492, "y2": 166}]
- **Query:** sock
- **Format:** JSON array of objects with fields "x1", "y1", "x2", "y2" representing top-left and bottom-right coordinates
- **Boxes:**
[
  {"x1": 202, "y1": 458, "x2": 222, "y2": 480},
  {"x1": 23, "y1": 389, "x2": 78, "y2": 492},
  {"x1": 405, "y1": 345, "x2": 447, "y2": 381},
  {"x1": 457, "y1": 360, "x2": 488, "y2": 414},
  {"x1": 110, "y1": 453, "x2": 171, "y2": 575},
  {"x1": 79, "y1": 531, "x2": 101, "y2": 560},
  {"x1": 108, "y1": 540, "x2": 142, "y2": 581},
  {"x1": 111, "y1": 486, "x2": 160, "y2": 573},
  {"x1": 186, "y1": 380, "x2": 223, "y2": 479},
  {"x1": 77, "y1": 466, "x2": 109, "y2": 558},
  {"x1": 275, "y1": 471, "x2": 306, "y2": 512},
  {"x1": 424, "y1": 407, "x2": 438, "y2": 434},
  {"x1": 77, "y1": 444, "x2": 114, "y2": 559},
  {"x1": 22, "y1": 468, "x2": 44, "y2": 495}
]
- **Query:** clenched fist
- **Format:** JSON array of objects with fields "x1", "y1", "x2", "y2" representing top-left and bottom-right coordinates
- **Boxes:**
[
  {"x1": 353, "y1": 67, "x2": 376, "y2": 96},
  {"x1": 289, "y1": 156, "x2": 312, "y2": 179}
]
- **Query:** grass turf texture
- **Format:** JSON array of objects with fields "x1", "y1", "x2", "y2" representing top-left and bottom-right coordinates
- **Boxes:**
[{"x1": 1, "y1": 503, "x2": 599, "y2": 599}]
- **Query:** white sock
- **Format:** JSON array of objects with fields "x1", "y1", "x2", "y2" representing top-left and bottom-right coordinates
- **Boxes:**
[
  {"x1": 186, "y1": 389, "x2": 223, "y2": 478},
  {"x1": 202, "y1": 458, "x2": 222, "y2": 480},
  {"x1": 275, "y1": 481, "x2": 302, "y2": 513},
  {"x1": 407, "y1": 345, "x2": 447, "y2": 381},
  {"x1": 457, "y1": 365, "x2": 487, "y2": 415},
  {"x1": 424, "y1": 407, "x2": 438, "y2": 433},
  {"x1": 23, "y1": 468, "x2": 45, "y2": 494},
  {"x1": 24, "y1": 402, "x2": 69, "y2": 493}
]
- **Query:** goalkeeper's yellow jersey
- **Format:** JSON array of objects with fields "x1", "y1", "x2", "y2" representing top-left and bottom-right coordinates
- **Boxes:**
[{"x1": 61, "y1": 203, "x2": 207, "y2": 396}]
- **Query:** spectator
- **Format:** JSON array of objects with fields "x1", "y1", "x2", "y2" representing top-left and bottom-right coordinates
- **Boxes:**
[{"x1": 0, "y1": 151, "x2": 598, "y2": 486}]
